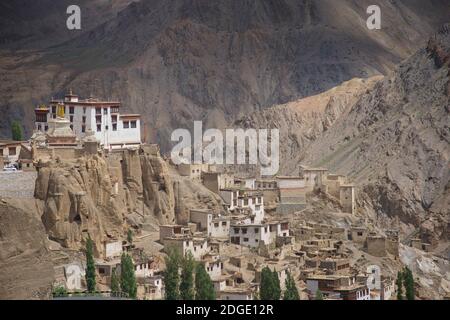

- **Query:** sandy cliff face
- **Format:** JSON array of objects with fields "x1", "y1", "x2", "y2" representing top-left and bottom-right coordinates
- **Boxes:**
[
  {"x1": 36, "y1": 155, "x2": 126, "y2": 256},
  {"x1": 0, "y1": 199, "x2": 54, "y2": 299}
]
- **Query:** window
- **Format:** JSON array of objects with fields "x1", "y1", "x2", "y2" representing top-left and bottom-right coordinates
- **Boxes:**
[
  {"x1": 70, "y1": 125, "x2": 73, "y2": 130},
  {"x1": 0, "y1": 149, "x2": 3, "y2": 156},
  {"x1": 243, "y1": 238, "x2": 249, "y2": 242},
  {"x1": 214, "y1": 223, "x2": 219, "y2": 228},
  {"x1": 70, "y1": 116, "x2": 74, "y2": 122},
  {"x1": 112, "y1": 123, "x2": 117, "y2": 131},
  {"x1": 37, "y1": 124, "x2": 41, "y2": 131},
  {"x1": 111, "y1": 115, "x2": 117, "y2": 122},
  {"x1": 234, "y1": 228, "x2": 239, "y2": 234},
  {"x1": 83, "y1": 107, "x2": 86, "y2": 114},
  {"x1": 51, "y1": 106, "x2": 56, "y2": 114},
  {"x1": 8, "y1": 147, "x2": 16, "y2": 156},
  {"x1": 82, "y1": 116, "x2": 86, "y2": 123},
  {"x1": 97, "y1": 124, "x2": 101, "y2": 132},
  {"x1": 123, "y1": 121, "x2": 129, "y2": 129},
  {"x1": 96, "y1": 108, "x2": 101, "y2": 115},
  {"x1": 96, "y1": 115, "x2": 102, "y2": 123},
  {"x1": 242, "y1": 228, "x2": 247, "y2": 234},
  {"x1": 357, "y1": 232, "x2": 363, "y2": 236},
  {"x1": 131, "y1": 120, "x2": 137, "y2": 128},
  {"x1": 69, "y1": 106, "x2": 74, "y2": 114},
  {"x1": 222, "y1": 221, "x2": 227, "y2": 226},
  {"x1": 82, "y1": 125, "x2": 86, "y2": 133},
  {"x1": 103, "y1": 108, "x2": 108, "y2": 115},
  {"x1": 111, "y1": 106, "x2": 119, "y2": 113},
  {"x1": 254, "y1": 228, "x2": 259, "y2": 233},
  {"x1": 45, "y1": 125, "x2": 48, "y2": 131}
]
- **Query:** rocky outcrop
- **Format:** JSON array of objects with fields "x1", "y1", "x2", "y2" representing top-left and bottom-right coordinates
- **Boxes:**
[
  {"x1": 0, "y1": 198, "x2": 54, "y2": 299},
  {"x1": 37, "y1": 156, "x2": 125, "y2": 256},
  {"x1": 34, "y1": 147, "x2": 219, "y2": 253}
]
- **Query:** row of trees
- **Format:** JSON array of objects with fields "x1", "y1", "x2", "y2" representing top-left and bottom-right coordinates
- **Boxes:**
[
  {"x1": 164, "y1": 250, "x2": 216, "y2": 300},
  {"x1": 260, "y1": 266, "x2": 300, "y2": 300},
  {"x1": 396, "y1": 266, "x2": 415, "y2": 300},
  {"x1": 85, "y1": 237, "x2": 137, "y2": 299}
]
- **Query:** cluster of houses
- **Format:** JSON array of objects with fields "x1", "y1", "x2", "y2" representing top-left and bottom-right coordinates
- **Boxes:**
[{"x1": 4, "y1": 90, "x2": 408, "y2": 300}]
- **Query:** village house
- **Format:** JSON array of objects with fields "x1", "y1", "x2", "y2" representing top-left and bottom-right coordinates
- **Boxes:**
[
  {"x1": 230, "y1": 223, "x2": 272, "y2": 248},
  {"x1": 276, "y1": 176, "x2": 307, "y2": 214},
  {"x1": 299, "y1": 165, "x2": 329, "y2": 192},
  {"x1": 325, "y1": 174, "x2": 347, "y2": 199},
  {"x1": 104, "y1": 240, "x2": 123, "y2": 260},
  {"x1": 0, "y1": 140, "x2": 21, "y2": 167},
  {"x1": 200, "y1": 253, "x2": 225, "y2": 279},
  {"x1": 319, "y1": 258, "x2": 350, "y2": 275},
  {"x1": 202, "y1": 172, "x2": 234, "y2": 194},
  {"x1": 220, "y1": 189, "x2": 265, "y2": 224},
  {"x1": 340, "y1": 184, "x2": 356, "y2": 214},
  {"x1": 159, "y1": 225, "x2": 191, "y2": 242},
  {"x1": 306, "y1": 275, "x2": 370, "y2": 300},
  {"x1": 162, "y1": 235, "x2": 210, "y2": 260},
  {"x1": 189, "y1": 209, "x2": 231, "y2": 239},
  {"x1": 217, "y1": 287, "x2": 254, "y2": 300},
  {"x1": 137, "y1": 275, "x2": 164, "y2": 300},
  {"x1": 177, "y1": 163, "x2": 215, "y2": 180},
  {"x1": 349, "y1": 226, "x2": 368, "y2": 244},
  {"x1": 34, "y1": 90, "x2": 141, "y2": 150}
]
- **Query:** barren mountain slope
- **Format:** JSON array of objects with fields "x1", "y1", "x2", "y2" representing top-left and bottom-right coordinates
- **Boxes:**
[
  {"x1": 302, "y1": 25, "x2": 450, "y2": 237},
  {"x1": 235, "y1": 76, "x2": 382, "y2": 175},
  {"x1": 1, "y1": 0, "x2": 450, "y2": 151}
]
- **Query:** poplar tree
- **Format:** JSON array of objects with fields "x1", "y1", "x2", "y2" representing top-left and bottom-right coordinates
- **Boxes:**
[
  {"x1": 110, "y1": 268, "x2": 120, "y2": 296},
  {"x1": 259, "y1": 266, "x2": 274, "y2": 300},
  {"x1": 272, "y1": 270, "x2": 281, "y2": 300},
  {"x1": 85, "y1": 237, "x2": 96, "y2": 293},
  {"x1": 164, "y1": 249, "x2": 180, "y2": 300},
  {"x1": 260, "y1": 267, "x2": 281, "y2": 300},
  {"x1": 120, "y1": 253, "x2": 137, "y2": 299},
  {"x1": 180, "y1": 252, "x2": 195, "y2": 300},
  {"x1": 11, "y1": 121, "x2": 23, "y2": 141},
  {"x1": 283, "y1": 271, "x2": 300, "y2": 300},
  {"x1": 403, "y1": 267, "x2": 415, "y2": 300},
  {"x1": 396, "y1": 271, "x2": 403, "y2": 300},
  {"x1": 195, "y1": 263, "x2": 215, "y2": 300}
]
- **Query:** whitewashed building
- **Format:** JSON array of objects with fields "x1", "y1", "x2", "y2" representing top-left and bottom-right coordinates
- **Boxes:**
[{"x1": 34, "y1": 90, "x2": 141, "y2": 150}]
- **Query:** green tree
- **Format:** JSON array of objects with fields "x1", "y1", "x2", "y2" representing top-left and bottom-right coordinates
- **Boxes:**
[
  {"x1": 164, "y1": 249, "x2": 180, "y2": 300},
  {"x1": 260, "y1": 267, "x2": 281, "y2": 300},
  {"x1": 127, "y1": 229, "x2": 133, "y2": 244},
  {"x1": 283, "y1": 271, "x2": 300, "y2": 300},
  {"x1": 403, "y1": 267, "x2": 415, "y2": 300},
  {"x1": 180, "y1": 252, "x2": 195, "y2": 300},
  {"x1": 52, "y1": 285, "x2": 68, "y2": 298},
  {"x1": 11, "y1": 121, "x2": 23, "y2": 141},
  {"x1": 120, "y1": 253, "x2": 137, "y2": 299},
  {"x1": 396, "y1": 271, "x2": 403, "y2": 300},
  {"x1": 315, "y1": 289, "x2": 324, "y2": 300},
  {"x1": 110, "y1": 268, "x2": 120, "y2": 296},
  {"x1": 259, "y1": 266, "x2": 274, "y2": 300},
  {"x1": 195, "y1": 263, "x2": 215, "y2": 300},
  {"x1": 85, "y1": 237, "x2": 96, "y2": 293},
  {"x1": 272, "y1": 270, "x2": 281, "y2": 300}
]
